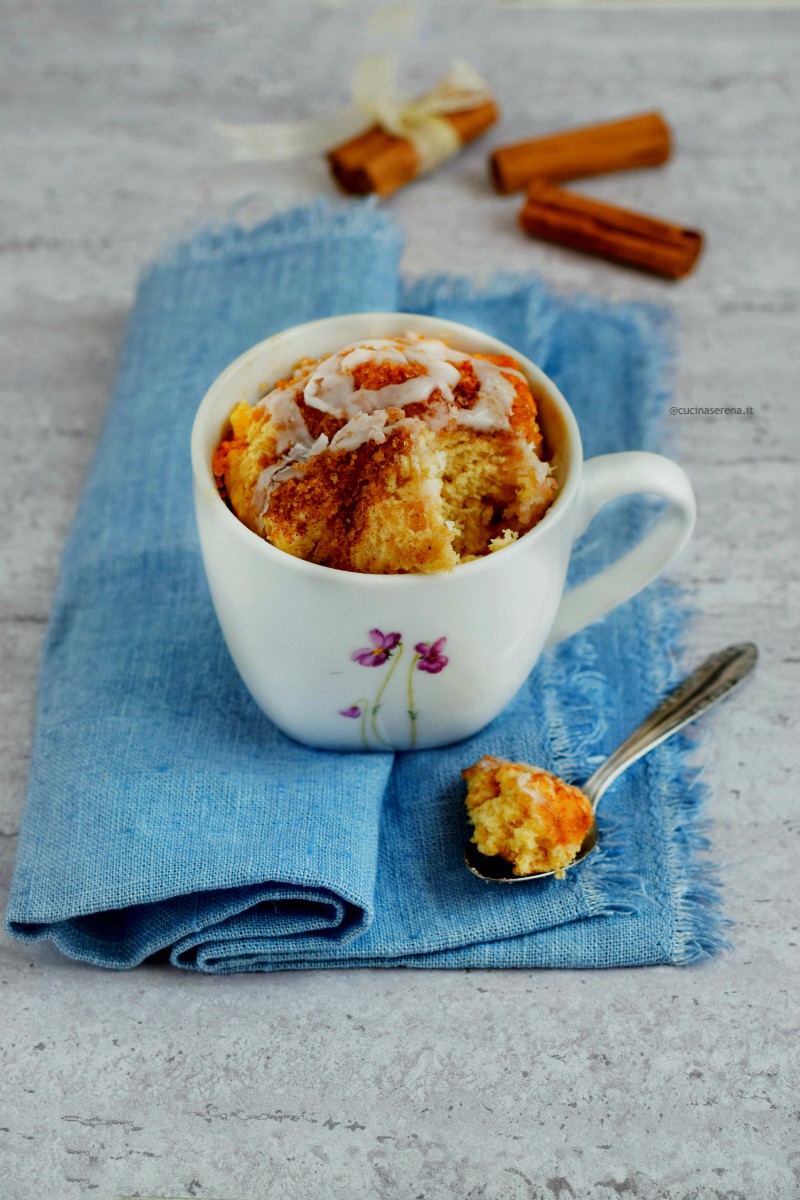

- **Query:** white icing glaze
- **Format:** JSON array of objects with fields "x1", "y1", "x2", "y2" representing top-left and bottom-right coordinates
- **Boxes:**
[
  {"x1": 303, "y1": 336, "x2": 496, "y2": 424},
  {"x1": 262, "y1": 386, "x2": 314, "y2": 454},
  {"x1": 456, "y1": 357, "x2": 516, "y2": 431},
  {"x1": 328, "y1": 409, "x2": 390, "y2": 452}
]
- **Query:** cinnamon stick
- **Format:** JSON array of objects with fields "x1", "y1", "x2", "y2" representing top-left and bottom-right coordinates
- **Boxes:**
[
  {"x1": 329, "y1": 100, "x2": 498, "y2": 197},
  {"x1": 491, "y1": 111, "x2": 671, "y2": 194},
  {"x1": 519, "y1": 180, "x2": 703, "y2": 279}
]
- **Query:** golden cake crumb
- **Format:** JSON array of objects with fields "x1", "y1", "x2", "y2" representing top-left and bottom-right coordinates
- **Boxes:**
[
  {"x1": 462, "y1": 754, "x2": 593, "y2": 877},
  {"x1": 488, "y1": 528, "x2": 519, "y2": 553},
  {"x1": 213, "y1": 334, "x2": 557, "y2": 574}
]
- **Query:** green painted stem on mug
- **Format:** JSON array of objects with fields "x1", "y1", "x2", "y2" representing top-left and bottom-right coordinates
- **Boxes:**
[
  {"x1": 371, "y1": 643, "x2": 404, "y2": 747},
  {"x1": 407, "y1": 652, "x2": 421, "y2": 749}
]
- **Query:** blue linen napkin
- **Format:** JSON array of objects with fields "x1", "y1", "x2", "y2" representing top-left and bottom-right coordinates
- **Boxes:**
[{"x1": 5, "y1": 201, "x2": 727, "y2": 971}]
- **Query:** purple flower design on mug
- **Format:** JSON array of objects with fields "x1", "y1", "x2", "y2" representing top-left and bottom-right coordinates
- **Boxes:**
[
  {"x1": 351, "y1": 629, "x2": 402, "y2": 667},
  {"x1": 339, "y1": 628, "x2": 450, "y2": 749},
  {"x1": 414, "y1": 637, "x2": 449, "y2": 674}
]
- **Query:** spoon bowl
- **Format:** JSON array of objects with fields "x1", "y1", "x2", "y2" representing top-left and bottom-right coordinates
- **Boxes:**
[
  {"x1": 465, "y1": 642, "x2": 757, "y2": 883},
  {"x1": 465, "y1": 818, "x2": 599, "y2": 882}
]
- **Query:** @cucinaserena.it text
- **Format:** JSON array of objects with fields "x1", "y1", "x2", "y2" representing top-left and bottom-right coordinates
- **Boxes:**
[{"x1": 669, "y1": 406, "x2": 755, "y2": 416}]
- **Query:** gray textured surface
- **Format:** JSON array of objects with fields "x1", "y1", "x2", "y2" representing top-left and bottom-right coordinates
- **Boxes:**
[{"x1": 1, "y1": 3, "x2": 798, "y2": 1198}]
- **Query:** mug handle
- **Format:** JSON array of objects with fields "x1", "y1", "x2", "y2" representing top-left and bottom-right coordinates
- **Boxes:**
[{"x1": 547, "y1": 451, "x2": 696, "y2": 646}]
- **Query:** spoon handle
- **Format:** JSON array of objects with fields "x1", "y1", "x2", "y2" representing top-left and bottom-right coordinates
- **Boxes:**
[{"x1": 582, "y1": 642, "x2": 758, "y2": 809}]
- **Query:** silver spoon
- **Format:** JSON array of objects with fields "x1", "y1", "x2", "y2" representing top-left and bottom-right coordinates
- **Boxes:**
[{"x1": 465, "y1": 642, "x2": 758, "y2": 883}]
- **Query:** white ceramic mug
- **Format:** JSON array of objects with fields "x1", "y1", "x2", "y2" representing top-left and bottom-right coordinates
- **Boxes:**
[{"x1": 191, "y1": 313, "x2": 695, "y2": 751}]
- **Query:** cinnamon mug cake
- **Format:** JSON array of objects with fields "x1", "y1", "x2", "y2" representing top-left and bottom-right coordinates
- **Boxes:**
[{"x1": 191, "y1": 313, "x2": 695, "y2": 751}]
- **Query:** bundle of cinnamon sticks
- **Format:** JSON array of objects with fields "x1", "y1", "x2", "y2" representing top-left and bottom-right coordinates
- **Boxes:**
[
  {"x1": 491, "y1": 111, "x2": 703, "y2": 279},
  {"x1": 328, "y1": 60, "x2": 499, "y2": 198},
  {"x1": 329, "y1": 99, "x2": 498, "y2": 197}
]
